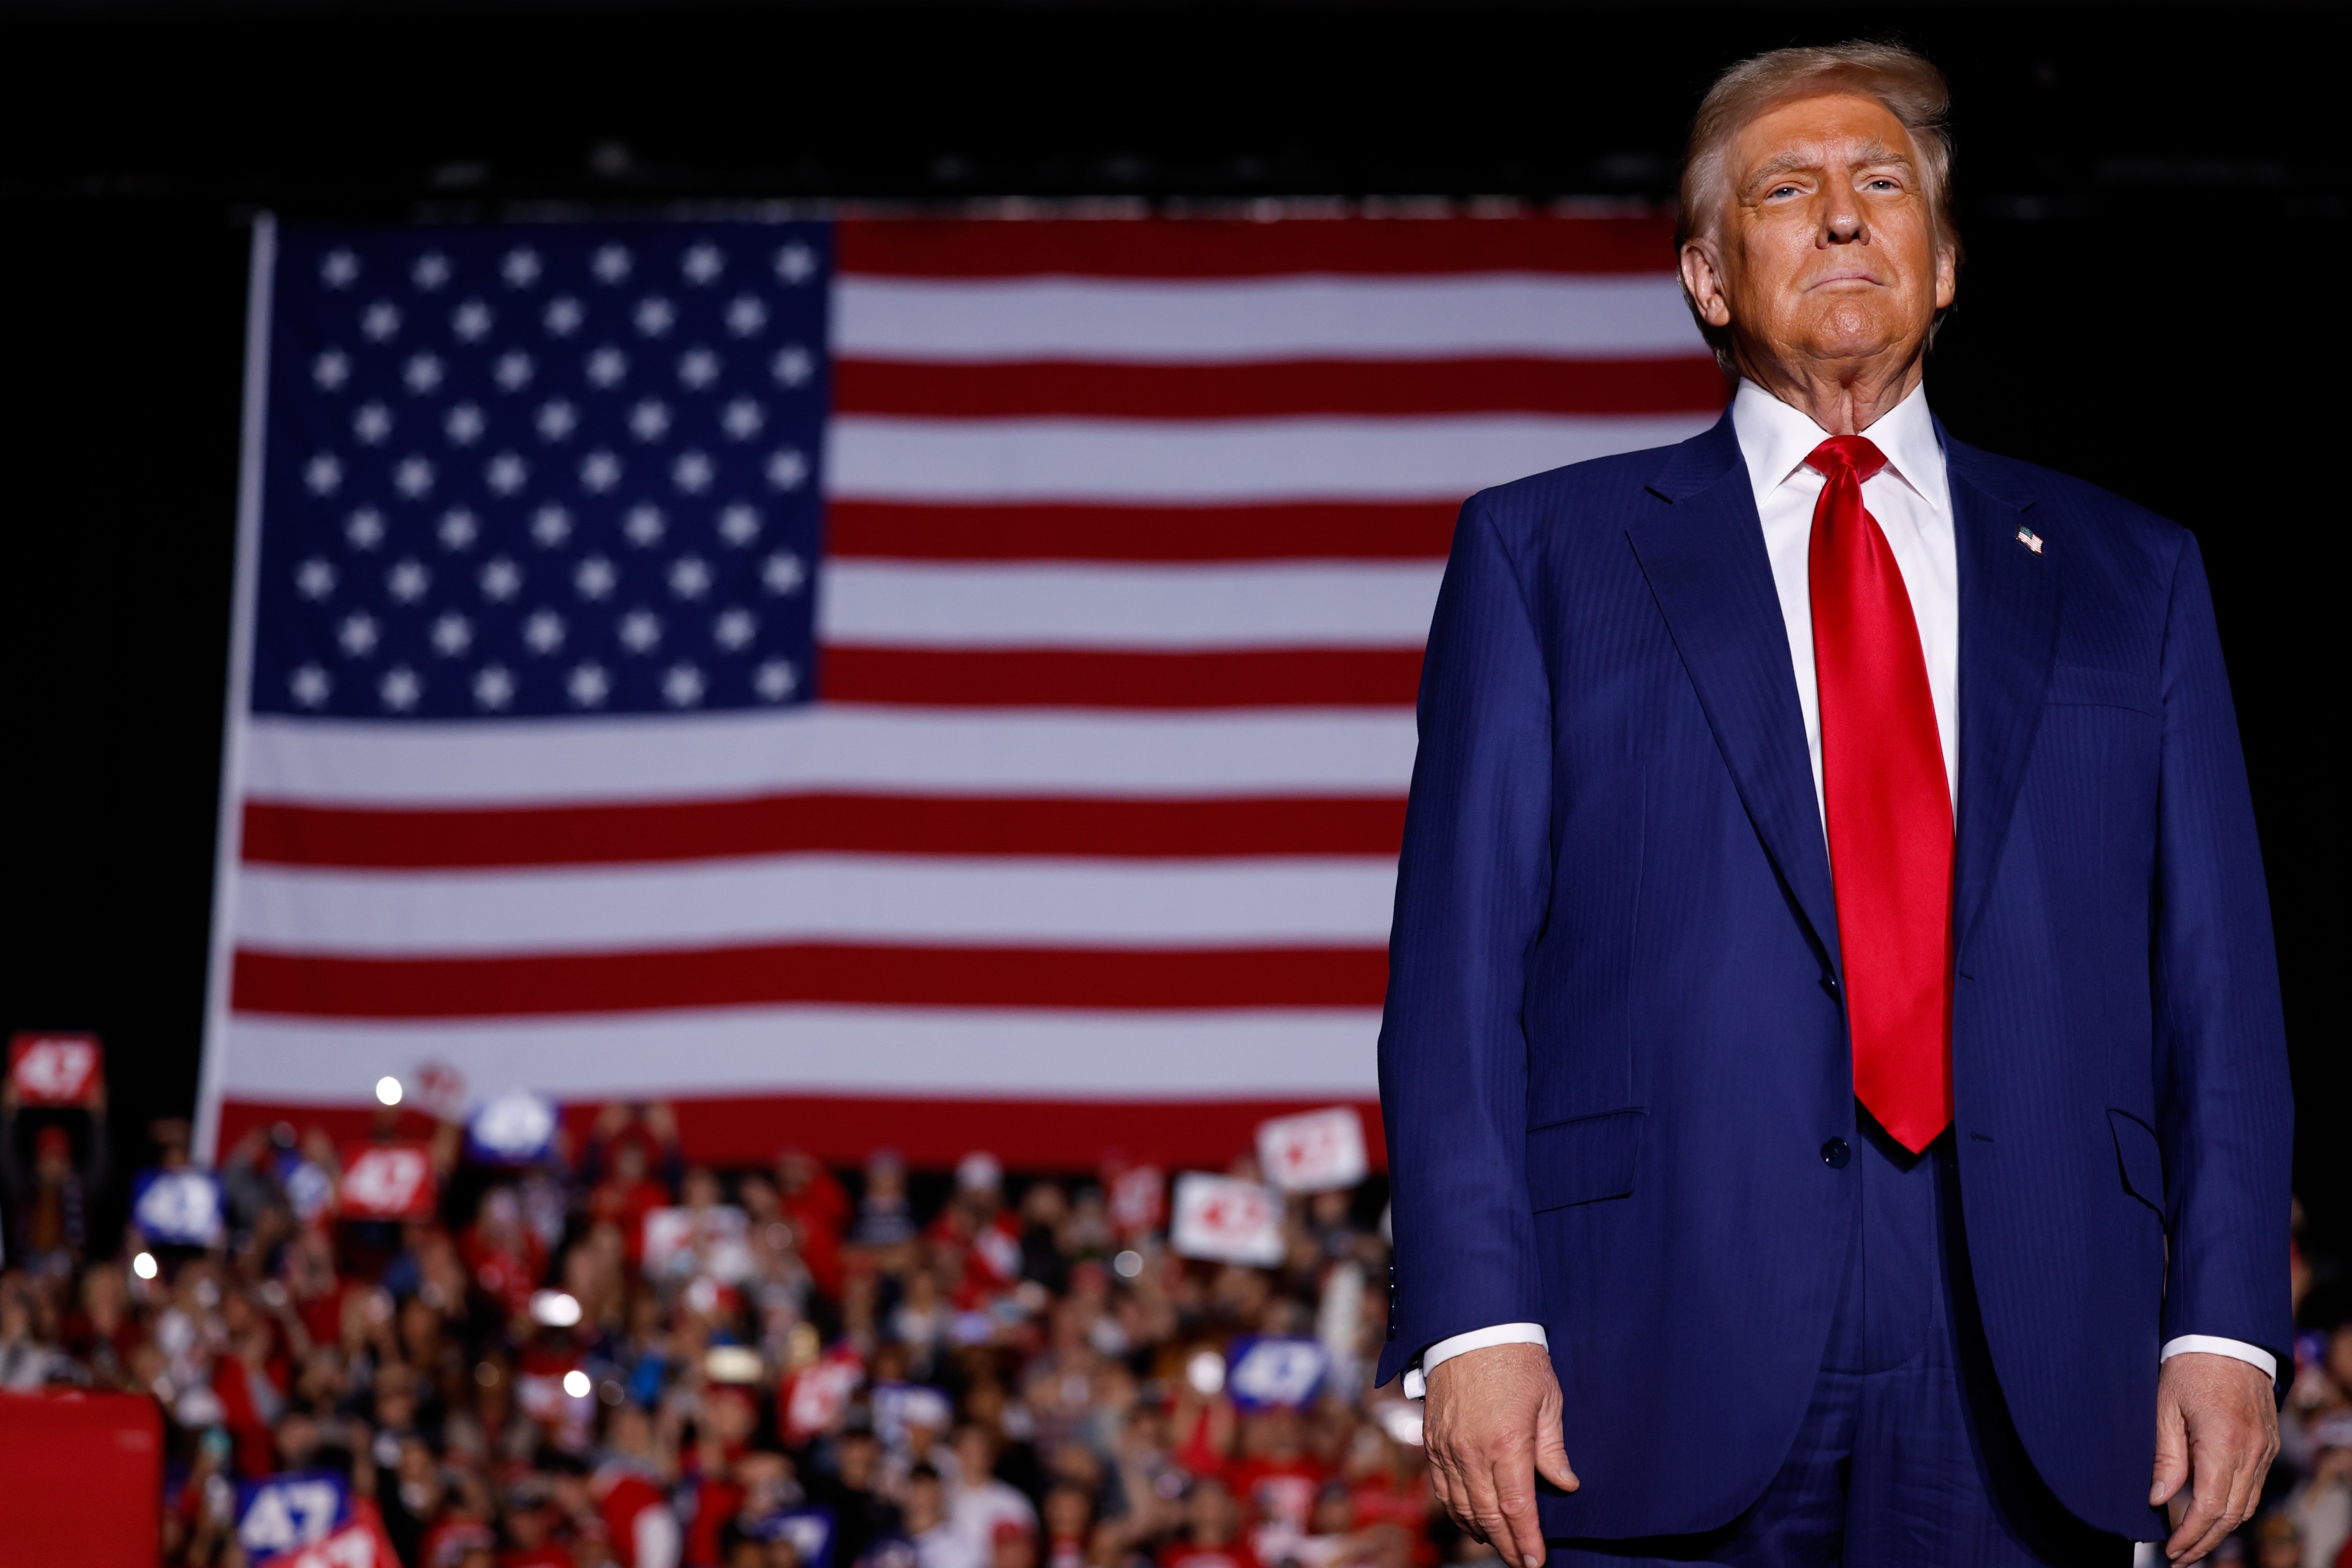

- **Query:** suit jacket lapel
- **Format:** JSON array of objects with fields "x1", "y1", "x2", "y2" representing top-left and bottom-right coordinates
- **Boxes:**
[
  {"x1": 1943, "y1": 429, "x2": 2061, "y2": 960},
  {"x1": 1627, "y1": 417, "x2": 1845, "y2": 974}
]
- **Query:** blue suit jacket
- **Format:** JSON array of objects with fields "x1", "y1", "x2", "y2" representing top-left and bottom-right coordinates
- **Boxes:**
[{"x1": 1375, "y1": 413, "x2": 2293, "y2": 1541}]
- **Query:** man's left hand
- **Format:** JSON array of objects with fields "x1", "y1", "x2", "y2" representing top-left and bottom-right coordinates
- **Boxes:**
[{"x1": 2150, "y1": 1351, "x2": 2278, "y2": 1563}]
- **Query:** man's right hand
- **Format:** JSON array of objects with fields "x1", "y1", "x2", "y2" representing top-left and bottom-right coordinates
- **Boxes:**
[{"x1": 1423, "y1": 1341, "x2": 1580, "y2": 1568}]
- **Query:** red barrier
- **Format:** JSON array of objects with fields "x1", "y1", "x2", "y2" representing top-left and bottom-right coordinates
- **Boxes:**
[{"x1": 0, "y1": 1390, "x2": 162, "y2": 1566}]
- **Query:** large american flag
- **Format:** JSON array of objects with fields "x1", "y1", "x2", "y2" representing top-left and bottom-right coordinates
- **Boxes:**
[{"x1": 197, "y1": 211, "x2": 1721, "y2": 1167}]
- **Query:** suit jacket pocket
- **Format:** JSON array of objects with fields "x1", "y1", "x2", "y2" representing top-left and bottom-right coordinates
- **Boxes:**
[
  {"x1": 2108, "y1": 1107, "x2": 2165, "y2": 1218},
  {"x1": 1526, "y1": 1109, "x2": 1646, "y2": 1212}
]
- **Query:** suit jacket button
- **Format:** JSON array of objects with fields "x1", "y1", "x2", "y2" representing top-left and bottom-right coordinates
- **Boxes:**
[
  {"x1": 1820, "y1": 1137, "x2": 1851, "y2": 1169},
  {"x1": 1820, "y1": 973, "x2": 1841, "y2": 997}
]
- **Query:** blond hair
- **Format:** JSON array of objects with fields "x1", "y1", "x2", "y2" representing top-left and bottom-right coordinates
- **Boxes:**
[{"x1": 1675, "y1": 41, "x2": 1961, "y2": 372}]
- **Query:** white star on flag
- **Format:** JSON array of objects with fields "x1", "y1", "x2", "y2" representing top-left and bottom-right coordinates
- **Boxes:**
[
  {"x1": 380, "y1": 666, "x2": 422, "y2": 710},
  {"x1": 388, "y1": 559, "x2": 431, "y2": 603},
  {"x1": 725, "y1": 296, "x2": 767, "y2": 336},
  {"x1": 574, "y1": 556, "x2": 616, "y2": 600},
  {"x1": 567, "y1": 661, "x2": 610, "y2": 706},
  {"x1": 619, "y1": 609, "x2": 662, "y2": 652},
  {"x1": 753, "y1": 658, "x2": 798, "y2": 700},
  {"x1": 718, "y1": 504, "x2": 760, "y2": 545}
]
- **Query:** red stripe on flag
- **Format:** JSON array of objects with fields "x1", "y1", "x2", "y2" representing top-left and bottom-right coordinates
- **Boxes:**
[
  {"x1": 820, "y1": 646, "x2": 1423, "y2": 708},
  {"x1": 233, "y1": 943, "x2": 1389, "y2": 1018},
  {"x1": 213, "y1": 1095, "x2": 1389, "y2": 1173},
  {"x1": 835, "y1": 214, "x2": 1677, "y2": 277},
  {"x1": 826, "y1": 500, "x2": 1457, "y2": 562},
  {"x1": 242, "y1": 793, "x2": 1408, "y2": 870},
  {"x1": 832, "y1": 357, "x2": 1727, "y2": 420}
]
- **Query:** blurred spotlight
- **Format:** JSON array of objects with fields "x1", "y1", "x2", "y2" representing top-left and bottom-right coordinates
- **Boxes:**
[
  {"x1": 374, "y1": 1075, "x2": 403, "y2": 1107},
  {"x1": 131, "y1": 1251, "x2": 159, "y2": 1281},
  {"x1": 1112, "y1": 1250, "x2": 1144, "y2": 1278},
  {"x1": 1185, "y1": 1348, "x2": 1226, "y2": 1396},
  {"x1": 530, "y1": 1289, "x2": 584, "y2": 1329},
  {"x1": 562, "y1": 1369, "x2": 592, "y2": 1399}
]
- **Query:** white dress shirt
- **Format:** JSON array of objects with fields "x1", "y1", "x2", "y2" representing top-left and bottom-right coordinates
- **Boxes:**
[{"x1": 1402, "y1": 381, "x2": 2273, "y2": 1397}]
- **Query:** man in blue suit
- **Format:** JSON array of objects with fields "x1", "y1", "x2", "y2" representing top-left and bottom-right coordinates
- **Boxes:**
[{"x1": 1378, "y1": 41, "x2": 2291, "y2": 1568}]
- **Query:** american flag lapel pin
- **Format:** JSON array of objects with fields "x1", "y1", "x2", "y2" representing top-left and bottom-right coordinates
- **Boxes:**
[{"x1": 2016, "y1": 525, "x2": 2045, "y2": 556}]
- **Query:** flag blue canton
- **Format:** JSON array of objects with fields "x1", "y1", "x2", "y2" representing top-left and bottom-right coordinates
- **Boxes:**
[{"x1": 252, "y1": 222, "x2": 831, "y2": 720}]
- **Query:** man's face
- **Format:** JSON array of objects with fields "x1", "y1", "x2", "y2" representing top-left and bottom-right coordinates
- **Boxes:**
[{"x1": 1684, "y1": 92, "x2": 1954, "y2": 378}]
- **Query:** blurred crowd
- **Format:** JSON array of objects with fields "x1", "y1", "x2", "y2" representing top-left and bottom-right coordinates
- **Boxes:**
[
  {"x1": 2, "y1": 1092, "x2": 1434, "y2": 1568},
  {"x1": 1, "y1": 1087, "x2": 2346, "y2": 1568}
]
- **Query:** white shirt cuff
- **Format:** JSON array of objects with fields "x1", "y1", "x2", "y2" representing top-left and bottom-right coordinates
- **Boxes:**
[
  {"x1": 2160, "y1": 1335, "x2": 2277, "y2": 1381},
  {"x1": 1401, "y1": 1323, "x2": 1549, "y2": 1400}
]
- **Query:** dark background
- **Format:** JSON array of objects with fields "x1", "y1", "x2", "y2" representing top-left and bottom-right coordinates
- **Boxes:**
[{"x1": 1, "y1": 1, "x2": 2342, "y2": 1294}]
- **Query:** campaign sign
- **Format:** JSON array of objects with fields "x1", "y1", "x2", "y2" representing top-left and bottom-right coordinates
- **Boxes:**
[
  {"x1": 338, "y1": 1144, "x2": 437, "y2": 1220},
  {"x1": 408, "y1": 1060, "x2": 468, "y2": 1122},
  {"x1": 258, "y1": 1512, "x2": 401, "y2": 1568},
  {"x1": 132, "y1": 1168, "x2": 227, "y2": 1247},
  {"x1": 1104, "y1": 1163, "x2": 1166, "y2": 1237},
  {"x1": 467, "y1": 1088, "x2": 559, "y2": 1164},
  {"x1": 747, "y1": 1507, "x2": 837, "y2": 1568},
  {"x1": 1169, "y1": 1172, "x2": 1285, "y2": 1267},
  {"x1": 782, "y1": 1349, "x2": 864, "y2": 1444},
  {"x1": 1256, "y1": 1107, "x2": 1367, "y2": 1194},
  {"x1": 643, "y1": 1204, "x2": 755, "y2": 1282},
  {"x1": 7, "y1": 1031, "x2": 102, "y2": 1106},
  {"x1": 1226, "y1": 1335, "x2": 1330, "y2": 1410},
  {"x1": 238, "y1": 1471, "x2": 351, "y2": 1560}
]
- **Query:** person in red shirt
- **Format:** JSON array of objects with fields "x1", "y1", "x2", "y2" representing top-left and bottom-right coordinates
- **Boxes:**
[
  {"x1": 1041, "y1": 1483, "x2": 1094, "y2": 1568},
  {"x1": 1225, "y1": 1408, "x2": 1329, "y2": 1547},
  {"x1": 775, "y1": 1148, "x2": 850, "y2": 1301},
  {"x1": 1159, "y1": 1478, "x2": 1259, "y2": 1568},
  {"x1": 466, "y1": 1186, "x2": 550, "y2": 1324},
  {"x1": 584, "y1": 1104, "x2": 682, "y2": 1267}
]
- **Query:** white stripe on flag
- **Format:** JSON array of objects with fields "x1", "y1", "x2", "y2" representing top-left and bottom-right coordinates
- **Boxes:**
[
  {"x1": 241, "y1": 709, "x2": 1420, "y2": 807},
  {"x1": 817, "y1": 560, "x2": 1443, "y2": 649},
  {"x1": 826, "y1": 413, "x2": 1713, "y2": 502},
  {"x1": 216, "y1": 1007, "x2": 1383, "y2": 1099},
  {"x1": 233, "y1": 854, "x2": 1401, "y2": 955},
  {"x1": 831, "y1": 275, "x2": 1704, "y2": 363}
]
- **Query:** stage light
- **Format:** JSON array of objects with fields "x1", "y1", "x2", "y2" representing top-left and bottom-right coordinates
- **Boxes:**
[
  {"x1": 375, "y1": 1076, "x2": 403, "y2": 1106},
  {"x1": 132, "y1": 1251, "x2": 159, "y2": 1281},
  {"x1": 562, "y1": 1370, "x2": 592, "y2": 1399}
]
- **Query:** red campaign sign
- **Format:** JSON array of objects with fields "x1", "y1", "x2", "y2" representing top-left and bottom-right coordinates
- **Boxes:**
[
  {"x1": 780, "y1": 1348, "x2": 865, "y2": 1445},
  {"x1": 260, "y1": 1510, "x2": 401, "y2": 1568},
  {"x1": 7, "y1": 1033, "x2": 103, "y2": 1106},
  {"x1": 337, "y1": 1144, "x2": 437, "y2": 1221},
  {"x1": 1104, "y1": 1163, "x2": 1166, "y2": 1237}
]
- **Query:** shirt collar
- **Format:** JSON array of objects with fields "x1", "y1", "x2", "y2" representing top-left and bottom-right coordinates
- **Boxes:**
[{"x1": 1729, "y1": 377, "x2": 1947, "y2": 516}]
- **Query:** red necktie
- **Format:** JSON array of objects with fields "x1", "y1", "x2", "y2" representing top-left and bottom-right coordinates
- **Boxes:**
[{"x1": 1806, "y1": 435, "x2": 1953, "y2": 1153}]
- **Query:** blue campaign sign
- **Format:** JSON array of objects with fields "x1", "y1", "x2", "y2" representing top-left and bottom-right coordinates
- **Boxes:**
[
  {"x1": 748, "y1": 1507, "x2": 836, "y2": 1568},
  {"x1": 467, "y1": 1088, "x2": 560, "y2": 1164},
  {"x1": 238, "y1": 1471, "x2": 352, "y2": 1560},
  {"x1": 1224, "y1": 1335, "x2": 1329, "y2": 1411},
  {"x1": 132, "y1": 1169, "x2": 227, "y2": 1247}
]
